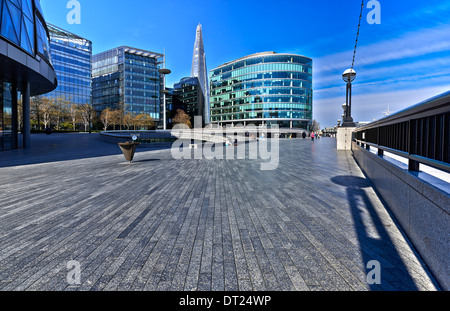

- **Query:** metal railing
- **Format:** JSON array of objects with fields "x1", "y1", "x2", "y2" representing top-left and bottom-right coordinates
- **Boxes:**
[{"x1": 353, "y1": 91, "x2": 450, "y2": 173}]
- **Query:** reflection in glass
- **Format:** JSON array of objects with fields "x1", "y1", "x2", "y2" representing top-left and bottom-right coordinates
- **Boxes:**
[
  {"x1": 0, "y1": 82, "x2": 13, "y2": 151},
  {"x1": 209, "y1": 53, "x2": 313, "y2": 128}
]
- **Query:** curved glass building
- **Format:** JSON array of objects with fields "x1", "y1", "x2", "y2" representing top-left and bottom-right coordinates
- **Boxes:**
[
  {"x1": 0, "y1": 0, "x2": 57, "y2": 151},
  {"x1": 209, "y1": 52, "x2": 312, "y2": 128}
]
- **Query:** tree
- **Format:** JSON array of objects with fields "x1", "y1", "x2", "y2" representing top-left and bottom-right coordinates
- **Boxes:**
[
  {"x1": 53, "y1": 96, "x2": 70, "y2": 131},
  {"x1": 142, "y1": 114, "x2": 155, "y2": 130},
  {"x1": 17, "y1": 97, "x2": 23, "y2": 131},
  {"x1": 310, "y1": 119, "x2": 321, "y2": 132},
  {"x1": 41, "y1": 97, "x2": 54, "y2": 129},
  {"x1": 31, "y1": 96, "x2": 44, "y2": 130},
  {"x1": 80, "y1": 104, "x2": 96, "y2": 133},
  {"x1": 109, "y1": 109, "x2": 122, "y2": 130},
  {"x1": 123, "y1": 113, "x2": 134, "y2": 130},
  {"x1": 172, "y1": 109, "x2": 192, "y2": 128},
  {"x1": 69, "y1": 104, "x2": 80, "y2": 131},
  {"x1": 132, "y1": 113, "x2": 155, "y2": 130},
  {"x1": 100, "y1": 108, "x2": 112, "y2": 131}
]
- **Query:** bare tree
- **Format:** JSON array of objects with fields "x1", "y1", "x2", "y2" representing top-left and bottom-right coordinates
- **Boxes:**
[
  {"x1": 80, "y1": 104, "x2": 96, "y2": 133},
  {"x1": 31, "y1": 96, "x2": 43, "y2": 130},
  {"x1": 132, "y1": 113, "x2": 155, "y2": 130},
  {"x1": 310, "y1": 119, "x2": 321, "y2": 132},
  {"x1": 109, "y1": 110, "x2": 122, "y2": 130},
  {"x1": 100, "y1": 108, "x2": 112, "y2": 131},
  {"x1": 142, "y1": 114, "x2": 155, "y2": 130},
  {"x1": 41, "y1": 97, "x2": 53, "y2": 129},
  {"x1": 123, "y1": 113, "x2": 134, "y2": 130},
  {"x1": 133, "y1": 113, "x2": 145, "y2": 130},
  {"x1": 17, "y1": 97, "x2": 23, "y2": 131},
  {"x1": 172, "y1": 109, "x2": 192, "y2": 128},
  {"x1": 53, "y1": 96, "x2": 70, "y2": 131},
  {"x1": 69, "y1": 104, "x2": 80, "y2": 131}
]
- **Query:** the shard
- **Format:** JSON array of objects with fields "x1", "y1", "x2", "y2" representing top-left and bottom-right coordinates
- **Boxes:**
[{"x1": 191, "y1": 24, "x2": 210, "y2": 125}]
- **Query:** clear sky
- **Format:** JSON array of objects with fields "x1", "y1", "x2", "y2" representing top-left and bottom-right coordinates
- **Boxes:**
[{"x1": 41, "y1": 0, "x2": 450, "y2": 128}]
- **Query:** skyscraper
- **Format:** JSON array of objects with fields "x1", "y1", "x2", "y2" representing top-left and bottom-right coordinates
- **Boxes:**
[
  {"x1": 44, "y1": 24, "x2": 92, "y2": 106},
  {"x1": 92, "y1": 46, "x2": 163, "y2": 123},
  {"x1": 191, "y1": 24, "x2": 209, "y2": 125}
]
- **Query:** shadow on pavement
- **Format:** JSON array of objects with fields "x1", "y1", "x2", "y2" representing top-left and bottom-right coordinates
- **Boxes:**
[
  {"x1": 331, "y1": 175, "x2": 429, "y2": 291},
  {"x1": 0, "y1": 133, "x2": 169, "y2": 168}
]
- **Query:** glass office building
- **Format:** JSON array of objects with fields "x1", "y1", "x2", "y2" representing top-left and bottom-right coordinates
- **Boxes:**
[
  {"x1": 0, "y1": 0, "x2": 57, "y2": 151},
  {"x1": 173, "y1": 77, "x2": 205, "y2": 126},
  {"x1": 43, "y1": 23, "x2": 92, "y2": 106},
  {"x1": 92, "y1": 46, "x2": 164, "y2": 122},
  {"x1": 209, "y1": 52, "x2": 313, "y2": 129}
]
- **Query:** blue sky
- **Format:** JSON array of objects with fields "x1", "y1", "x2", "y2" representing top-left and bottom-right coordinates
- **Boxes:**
[{"x1": 41, "y1": 0, "x2": 450, "y2": 127}]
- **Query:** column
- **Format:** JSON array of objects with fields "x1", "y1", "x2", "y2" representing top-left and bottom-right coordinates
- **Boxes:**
[
  {"x1": 11, "y1": 83, "x2": 18, "y2": 149},
  {"x1": 22, "y1": 81, "x2": 31, "y2": 149}
]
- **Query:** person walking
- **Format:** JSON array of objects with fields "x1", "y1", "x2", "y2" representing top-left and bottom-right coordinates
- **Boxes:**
[{"x1": 311, "y1": 132, "x2": 315, "y2": 142}]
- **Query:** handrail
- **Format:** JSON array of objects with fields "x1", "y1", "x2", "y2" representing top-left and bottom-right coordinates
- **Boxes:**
[{"x1": 353, "y1": 91, "x2": 450, "y2": 173}]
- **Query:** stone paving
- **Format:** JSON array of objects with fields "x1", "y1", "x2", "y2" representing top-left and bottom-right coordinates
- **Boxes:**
[{"x1": 0, "y1": 133, "x2": 441, "y2": 291}]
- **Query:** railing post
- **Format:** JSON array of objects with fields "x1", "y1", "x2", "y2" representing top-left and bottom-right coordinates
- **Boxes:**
[{"x1": 409, "y1": 159, "x2": 420, "y2": 171}]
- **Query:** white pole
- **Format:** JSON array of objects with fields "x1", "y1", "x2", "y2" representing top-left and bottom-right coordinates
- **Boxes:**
[{"x1": 163, "y1": 49, "x2": 166, "y2": 131}]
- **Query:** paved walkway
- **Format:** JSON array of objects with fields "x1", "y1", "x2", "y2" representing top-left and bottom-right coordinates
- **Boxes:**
[{"x1": 0, "y1": 134, "x2": 441, "y2": 291}]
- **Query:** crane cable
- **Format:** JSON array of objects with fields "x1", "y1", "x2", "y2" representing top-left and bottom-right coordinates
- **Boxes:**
[{"x1": 351, "y1": 0, "x2": 365, "y2": 70}]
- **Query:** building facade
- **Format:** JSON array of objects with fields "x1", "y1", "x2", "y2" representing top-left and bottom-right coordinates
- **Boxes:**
[
  {"x1": 209, "y1": 52, "x2": 313, "y2": 129},
  {"x1": 92, "y1": 46, "x2": 164, "y2": 123},
  {"x1": 43, "y1": 23, "x2": 92, "y2": 106},
  {"x1": 173, "y1": 77, "x2": 205, "y2": 127},
  {"x1": 191, "y1": 24, "x2": 209, "y2": 125},
  {"x1": 0, "y1": 0, "x2": 57, "y2": 151}
]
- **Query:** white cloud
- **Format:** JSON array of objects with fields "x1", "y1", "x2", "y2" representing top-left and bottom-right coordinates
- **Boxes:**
[
  {"x1": 314, "y1": 24, "x2": 450, "y2": 76},
  {"x1": 314, "y1": 85, "x2": 449, "y2": 127},
  {"x1": 311, "y1": 22, "x2": 450, "y2": 127}
]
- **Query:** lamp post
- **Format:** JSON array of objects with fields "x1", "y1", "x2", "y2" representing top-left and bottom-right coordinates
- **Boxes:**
[
  {"x1": 342, "y1": 68, "x2": 356, "y2": 127},
  {"x1": 159, "y1": 66, "x2": 171, "y2": 131}
]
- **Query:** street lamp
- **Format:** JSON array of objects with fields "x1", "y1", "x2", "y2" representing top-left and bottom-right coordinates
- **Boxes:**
[
  {"x1": 342, "y1": 68, "x2": 356, "y2": 127},
  {"x1": 158, "y1": 66, "x2": 171, "y2": 131}
]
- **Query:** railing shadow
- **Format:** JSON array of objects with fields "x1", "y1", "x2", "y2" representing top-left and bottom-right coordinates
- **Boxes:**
[{"x1": 331, "y1": 175, "x2": 422, "y2": 291}]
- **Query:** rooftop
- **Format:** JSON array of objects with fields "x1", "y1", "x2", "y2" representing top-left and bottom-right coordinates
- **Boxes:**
[
  {"x1": 216, "y1": 51, "x2": 312, "y2": 69},
  {"x1": 93, "y1": 46, "x2": 164, "y2": 61}
]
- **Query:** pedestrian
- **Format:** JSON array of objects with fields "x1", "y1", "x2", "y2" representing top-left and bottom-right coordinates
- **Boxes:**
[{"x1": 311, "y1": 132, "x2": 315, "y2": 142}]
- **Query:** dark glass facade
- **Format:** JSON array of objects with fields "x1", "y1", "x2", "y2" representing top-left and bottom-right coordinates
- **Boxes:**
[
  {"x1": 1, "y1": 0, "x2": 51, "y2": 61},
  {"x1": 0, "y1": 0, "x2": 57, "y2": 151},
  {"x1": 92, "y1": 46, "x2": 163, "y2": 121},
  {"x1": 166, "y1": 77, "x2": 205, "y2": 128},
  {"x1": 43, "y1": 24, "x2": 92, "y2": 105},
  {"x1": 0, "y1": 82, "x2": 12, "y2": 151},
  {"x1": 209, "y1": 52, "x2": 313, "y2": 128},
  {"x1": 175, "y1": 77, "x2": 205, "y2": 125}
]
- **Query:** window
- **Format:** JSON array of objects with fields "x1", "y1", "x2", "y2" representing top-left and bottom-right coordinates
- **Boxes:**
[{"x1": 0, "y1": 0, "x2": 35, "y2": 54}]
